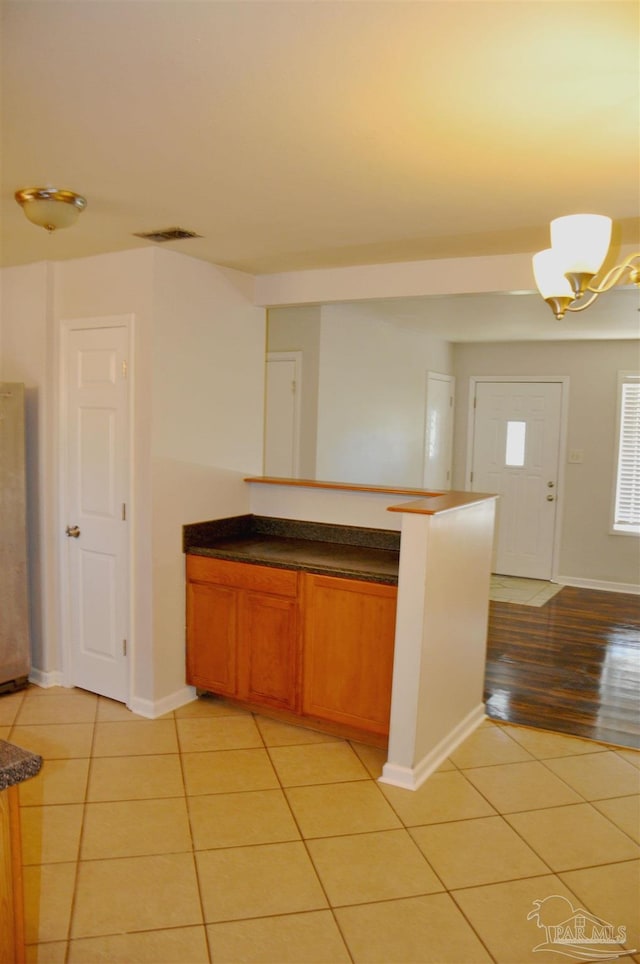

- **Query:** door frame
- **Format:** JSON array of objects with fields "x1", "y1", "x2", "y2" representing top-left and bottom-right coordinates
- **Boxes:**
[
  {"x1": 57, "y1": 314, "x2": 134, "y2": 701},
  {"x1": 465, "y1": 375, "x2": 570, "y2": 582},
  {"x1": 423, "y1": 371, "x2": 455, "y2": 489}
]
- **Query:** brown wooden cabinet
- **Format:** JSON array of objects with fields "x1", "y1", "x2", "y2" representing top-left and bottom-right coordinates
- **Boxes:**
[
  {"x1": 301, "y1": 573, "x2": 397, "y2": 737},
  {"x1": 239, "y1": 591, "x2": 299, "y2": 710},
  {"x1": 0, "y1": 785, "x2": 26, "y2": 964},
  {"x1": 186, "y1": 576, "x2": 237, "y2": 697},
  {"x1": 186, "y1": 555, "x2": 397, "y2": 738},
  {"x1": 186, "y1": 555, "x2": 299, "y2": 711}
]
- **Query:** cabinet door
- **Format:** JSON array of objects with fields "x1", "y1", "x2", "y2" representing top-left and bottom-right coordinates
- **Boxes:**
[
  {"x1": 0, "y1": 787, "x2": 23, "y2": 964},
  {"x1": 239, "y1": 593, "x2": 299, "y2": 711},
  {"x1": 186, "y1": 579, "x2": 237, "y2": 696},
  {"x1": 302, "y1": 574, "x2": 397, "y2": 736}
]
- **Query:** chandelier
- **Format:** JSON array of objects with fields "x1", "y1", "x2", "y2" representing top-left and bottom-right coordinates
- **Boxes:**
[{"x1": 532, "y1": 214, "x2": 640, "y2": 319}]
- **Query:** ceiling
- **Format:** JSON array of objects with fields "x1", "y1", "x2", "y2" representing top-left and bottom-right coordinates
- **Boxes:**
[{"x1": 2, "y1": 0, "x2": 639, "y2": 284}]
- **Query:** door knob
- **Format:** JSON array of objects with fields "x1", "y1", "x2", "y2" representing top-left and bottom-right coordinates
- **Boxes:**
[
  {"x1": 546, "y1": 495, "x2": 555, "y2": 502},
  {"x1": 547, "y1": 481, "x2": 555, "y2": 488},
  {"x1": 65, "y1": 525, "x2": 81, "y2": 538}
]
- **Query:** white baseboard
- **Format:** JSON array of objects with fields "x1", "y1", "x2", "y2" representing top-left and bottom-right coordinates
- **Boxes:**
[
  {"x1": 128, "y1": 685, "x2": 197, "y2": 719},
  {"x1": 25, "y1": 674, "x2": 198, "y2": 718},
  {"x1": 379, "y1": 703, "x2": 486, "y2": 791},
  {"x1": 557, "y1": 575, "x2": 640, "y2": 595},
  {"x1": 28, "y1": 668, "x2": 66, "y2": 688}
]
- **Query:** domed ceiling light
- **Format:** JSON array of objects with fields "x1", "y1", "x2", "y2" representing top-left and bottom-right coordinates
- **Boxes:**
[
  {"x1": 15, "y1": 187, "x2": 87, "y2": 232},
  {"x1": 533, "y1": 214, "x2": 640, "y2": 319}
]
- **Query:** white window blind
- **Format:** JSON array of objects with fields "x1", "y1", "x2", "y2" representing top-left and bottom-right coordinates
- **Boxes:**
[{"x1": 613, "y1": 372, "x2": 640, "y2": 535}]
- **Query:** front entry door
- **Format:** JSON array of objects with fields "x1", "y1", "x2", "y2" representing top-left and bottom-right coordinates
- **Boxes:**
[
  {"x1": 470, "y1": 381, "x2": 563, "y2": 579},
  {"x1": 64, "y1": 324, "x2": 129, "y2": 702}
]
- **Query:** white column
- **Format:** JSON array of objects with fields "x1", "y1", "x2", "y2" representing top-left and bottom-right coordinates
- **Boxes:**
[{"x1": 381, "y1": 498, "x2": 497, "y2": 790}]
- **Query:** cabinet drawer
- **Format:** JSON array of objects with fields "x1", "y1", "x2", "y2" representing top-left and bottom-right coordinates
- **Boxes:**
[{"x1": 186, "y1": 554, "x2": 298, "y2": 597}]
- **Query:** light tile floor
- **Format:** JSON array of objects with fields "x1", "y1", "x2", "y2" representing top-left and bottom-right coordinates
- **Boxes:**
[
  {"x1": 2, "y1": 685, "x2": 639, "y2": 963},
  {"x1": 489, "y1": 575, "x2": 564, "y2": 607}
]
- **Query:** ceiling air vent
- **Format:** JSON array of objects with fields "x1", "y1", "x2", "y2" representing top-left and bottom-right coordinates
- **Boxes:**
[{"x1": 133, "y1": 227, "x2": 202, "y2": 243}]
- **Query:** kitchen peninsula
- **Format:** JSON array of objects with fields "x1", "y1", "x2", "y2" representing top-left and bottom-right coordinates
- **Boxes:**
[{"x1": 185, "y1": 478, "x2": 497, "y2": 791}]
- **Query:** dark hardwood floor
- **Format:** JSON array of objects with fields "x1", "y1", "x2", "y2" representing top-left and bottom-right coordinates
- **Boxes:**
[{"x1": 485, "y1": 585, "x2": 640, "y2": 749}]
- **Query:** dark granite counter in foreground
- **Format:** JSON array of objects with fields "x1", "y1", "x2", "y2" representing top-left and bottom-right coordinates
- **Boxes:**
[
  {"x1": 0, "y1": 739, "x2": 42, "y2": 791},
  {"x1": 184, "y1": 515, "x2": 400, "y2": 585}
]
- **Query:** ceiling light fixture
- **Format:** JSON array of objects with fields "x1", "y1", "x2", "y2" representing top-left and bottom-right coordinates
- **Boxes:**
[
  {"x1": 533, "y1": 214, "x2": 640, "y2": 319},
  {"x1": 15, "y1": 187, "x2": 87, "y2": 232}
]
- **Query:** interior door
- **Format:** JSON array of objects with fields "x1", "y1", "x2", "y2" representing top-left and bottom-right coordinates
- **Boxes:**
[
  {"x1": 64, "y1": 324, "x2": 129, "y2": 702},
  {"x1": 264, "y1": 352, "x2": 301, "y2": 477},
  {"x1": 471, "y1": 381, "x2": 563, "y2": 579},
  {"x1": 423, "y1": 372, "x2": 455, "y2": 489}
]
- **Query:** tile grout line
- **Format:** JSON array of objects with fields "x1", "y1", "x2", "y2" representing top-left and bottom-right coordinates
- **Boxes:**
[
  {"x1": 433, "y1": 729, "x2": 639, "y2": 962},
  {"x1": 432, "y1": 725, "x2": 640, "y2": 885},
  {"x1": 63, "y1": 692, "x2": 99, "y2": 962},
  {"x1": 336, "y1": 743, "x2": 506, "y2": 964},
  {"x1": 175, "y1": 709, "x2": 214, "y2": 964},
  {"x1": 254, "y1": 710, "x2": 357, "y2": 964},
  {"x1": 11, "y1": 689, "x2": 640, "y2": 961},
  {"x1": 530, "y1": 747, "x2": 640, "y2": 849}
]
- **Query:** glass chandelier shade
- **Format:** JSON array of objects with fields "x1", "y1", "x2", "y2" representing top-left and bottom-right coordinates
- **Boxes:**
[
  {"x1": 550, "y1": 214, "x2": 612, "y2": 275},
  {"x1": 15, "y1": 187, "x2": 87, "y2": 232},
  {"x1": 532, "y1": 248, "x2": 575, "y2": 300},
  {"x1": 533, "y1": 213, "x2": 639, "y2": 319}
]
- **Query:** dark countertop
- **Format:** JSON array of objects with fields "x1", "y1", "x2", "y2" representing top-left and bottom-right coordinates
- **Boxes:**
[
  {"x1": 184, "y1": 515, "x2": 400, "y2": 585},
  {"x1": 0, "y1": 739, "x2": 42, "y2": 791}
]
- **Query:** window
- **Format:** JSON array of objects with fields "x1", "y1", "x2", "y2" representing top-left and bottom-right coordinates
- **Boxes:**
[
  {"x1": 613, "y1": 372, "x2": 640, "y2": 535},
  {"x1": 505, "y1": 420, "x2": 526, "y2": 467}
]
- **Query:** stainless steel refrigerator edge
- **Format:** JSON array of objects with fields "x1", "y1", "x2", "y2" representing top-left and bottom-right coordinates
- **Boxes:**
[{"x1": 0, "y1": 383, "x2": 31, "y2": 690}]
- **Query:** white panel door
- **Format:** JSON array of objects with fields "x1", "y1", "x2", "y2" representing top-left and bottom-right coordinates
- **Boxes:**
[
  {"x1": 471, "y1": 381, "x2": 562, "y2": 579},
  {"x1": 65, "y1": 326, "x2": 129, "y2": 701},
  {"x1": 423, "y1": 372, "x2": 455, "y2": 489},
  {"x1": 264, "y1": 352, "x2": 301, "y2": 477}
]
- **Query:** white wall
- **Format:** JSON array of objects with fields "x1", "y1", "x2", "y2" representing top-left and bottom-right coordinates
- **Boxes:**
[
  {"x1": 54, "y1": 248, "x2": 157, "y2": 702},
  {"x1": 315, "y1": 305, "x2": 453, "y2": 486},
  {"x1": 255, "y1": 251, "x2": 539, "y2": 306},
  {"x1": 149, "y1": 249, "x2": 265, "y2": 705},
  {"x1": 248, "y1": 480, "x2": 411, "y2": 530},
  {"x1": 453, "y1": 339, "x2": 640, "y2": 588},
  {"x1": 267, "y1": 305, "x2": 321, "y2": 478},
  {"x1": 0, "y1": 248, "x2": 266, "y2": 711},
  {"x1": 255, "y1": 246, "x2": 640, "y2": 310},
  {"x1": 3, "y1": 241, "x2": 637, "y2": 712}
]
